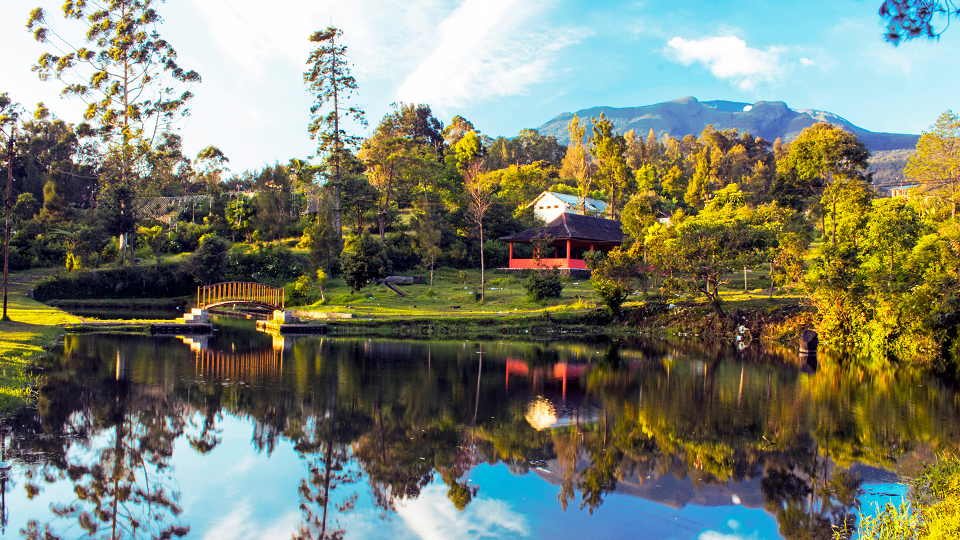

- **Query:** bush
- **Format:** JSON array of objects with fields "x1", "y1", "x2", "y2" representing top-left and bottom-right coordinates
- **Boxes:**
[
  {"x1": 525, "y1": 273, "x2": 564, "y2": 302},
  {"x1": 385, "y1": 232, "x2": 420, "y2": 273},
  {"x1": 229, "y1": 243, "x2": 308, "y2": 285},
  {"x1": 284, "y1": 275, "x2": 321, "y2": 307},
  {"x1": 188, "y1": 234, "x2": 230, "y2": 285},
  {"x1": 342, "y1": 234, "x2": 391, "y2": 292},
  {"x1": 33, "y1": 264, "x2": 199, "y2": 301}
]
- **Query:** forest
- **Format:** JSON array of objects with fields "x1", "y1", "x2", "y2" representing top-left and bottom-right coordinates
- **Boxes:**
[{"x1": 1, "y1": 3, "x2": 959, "y2": 373}]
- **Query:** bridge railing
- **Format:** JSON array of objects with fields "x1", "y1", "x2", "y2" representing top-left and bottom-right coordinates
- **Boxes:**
[{"x1": 197, "y1": 282, "x2": 284, "y2": 310}]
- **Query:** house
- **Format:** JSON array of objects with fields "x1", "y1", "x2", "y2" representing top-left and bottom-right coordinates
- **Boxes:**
[
  {"x1": 530, "y1": 191, "x2": 609, "y2": 223},
  {"x1": 890, "y1": 184, "x2": 919, "y2": 198},
  {"x1": 499, "y1": 213, "x2": 626, "y2": 272}
]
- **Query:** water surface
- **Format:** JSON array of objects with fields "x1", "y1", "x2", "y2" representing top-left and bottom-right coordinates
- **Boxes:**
[{"x1": 2, "y1": 319, "x2": 957, "y2": 539}]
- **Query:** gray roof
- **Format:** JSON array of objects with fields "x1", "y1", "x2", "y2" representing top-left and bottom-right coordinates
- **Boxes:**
[{"x1": 499, "y1": 213, "x2": 626, "y2": 243}]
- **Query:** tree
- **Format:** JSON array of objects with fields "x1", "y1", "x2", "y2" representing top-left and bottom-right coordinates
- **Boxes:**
[
  {"x1": 588, "y1": 248, "x2": 638, "y2": 319},
  {"x1": 589, "y1": 113, "x2": 629, "y2": 219},
  {"x1": 647, "y1": 192, "x2": 771, "y2": 318},
  {"x1": 880, "y1": 0, "x2": 960, "y2": 44},
  {"x1": 560, "y1": 115, "x2": 594, "y2": 213},
  {"x1": 457, "y1": 132, "x2": 494, "y2": 301},
  {"x1": 341, "y1": 233, "x2": 390, "y2": 294},
  {"x1": 866, "y1": 198, "x2": 923, "y2": 284},
  {"x1": 416, "y1": 204, "x2": 442, "y2": 290},
  {"x1": 906, "y1": 110, "x2": 960, "y2": 219},
  {"x1": 305, "y1": 27, "x2": 366, "y2": 250},
  {"x1": 28, "y1": 1, "x2": 200, "y2": 264},
  {"x1": 783, "y1": 123, "x2": 870, "y2": 245},
  {"x1": 187, "y1": 233, "x2": 229, "y2": 285}
]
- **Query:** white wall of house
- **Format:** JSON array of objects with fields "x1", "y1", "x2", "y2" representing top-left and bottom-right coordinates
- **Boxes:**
[{"x1": 533, "y1": 193, "x2": 568, "y2": 223}]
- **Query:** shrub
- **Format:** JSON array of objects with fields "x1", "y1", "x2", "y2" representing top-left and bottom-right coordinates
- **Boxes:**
[
  {"x1": 285, "y1": 275, "x2": 321, "y2": 307},
  {"x1": 342, "y1": 234, "x2": 391, "y2": 293},
  {"x1": 524, "y1": 273, "x2": 564, "y2": 302},
  {"x1": 33, "y1": 264, "x2": 199, "y2": 301},
  {"x1": 188, "y1": 234, "x2": 230, "y2": 285}
]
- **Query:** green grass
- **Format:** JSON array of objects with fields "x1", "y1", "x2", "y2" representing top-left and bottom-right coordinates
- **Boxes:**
[
  {"x1": 0, "y1": 268, "x2": 81, "y2": 418},
  {"x1": 291, "y1": 267, "x2": 602, "y2": 319}
]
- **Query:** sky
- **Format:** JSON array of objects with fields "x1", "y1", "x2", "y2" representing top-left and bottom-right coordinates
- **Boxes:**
[{"x1": 1, "y1": 0, "x2": 958, "y2": 173}]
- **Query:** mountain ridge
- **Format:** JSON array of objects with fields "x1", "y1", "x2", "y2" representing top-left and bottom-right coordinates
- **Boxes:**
[{"x1": 535, "y1": 96, "x2": 919, "y2": 152}]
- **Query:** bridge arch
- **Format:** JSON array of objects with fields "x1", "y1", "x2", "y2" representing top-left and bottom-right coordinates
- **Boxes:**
[{"x1": 197, "y1": 282, "x2": 285, "y2": 310}]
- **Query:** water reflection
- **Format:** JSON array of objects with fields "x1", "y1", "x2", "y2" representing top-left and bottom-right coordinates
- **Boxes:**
[{"x1": 5, "y1": 327, "x2": 959, "y2": 539}]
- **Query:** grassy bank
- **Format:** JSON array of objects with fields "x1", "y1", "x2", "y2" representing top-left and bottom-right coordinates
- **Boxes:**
[
  {"x1": 0, "y1": 270, "x2": 81, "y2": 418},
  {"x1": 328, "y1": 310, "x2": 614, "y2": 340},
  {"x1": 291, "y1": 267, "x2": 809, "y2": 343}
]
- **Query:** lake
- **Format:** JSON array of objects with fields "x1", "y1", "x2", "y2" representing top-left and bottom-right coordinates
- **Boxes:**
[{"x1": 2, "y1": 317, "x2": 956, "y2": 539}]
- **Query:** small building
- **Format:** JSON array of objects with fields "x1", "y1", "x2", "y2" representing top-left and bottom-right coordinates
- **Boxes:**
[
  {"x1": 890, "y1": 184, "x2": 919, "y2": 198},
  {"x1": 499, "y1": 213, "x2": 626, "y2": 271},
  {"x1": 530, "y1": 191, "x2": 608, "y2": 223}
]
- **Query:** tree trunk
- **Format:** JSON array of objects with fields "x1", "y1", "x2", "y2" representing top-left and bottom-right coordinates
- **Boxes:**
[
  {"x1": 479, "y1": 224, "x2": 485, "y2": 302},
  {"x1": 831, "y1": 189, "x2": 837, "y2": 245},
  {"x1": 769, "y1": 261, "x2": 775, "y2": 300}
]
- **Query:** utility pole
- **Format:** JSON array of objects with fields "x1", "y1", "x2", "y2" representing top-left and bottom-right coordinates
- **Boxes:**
[{"x1": 3, "y1": 127, "x2": 15, "y2": 321}]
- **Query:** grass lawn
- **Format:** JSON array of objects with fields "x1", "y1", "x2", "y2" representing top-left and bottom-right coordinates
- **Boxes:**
[
  {"x1": 0, "y1": 267, "x2": 81, "y2": 417},
  {"x1": 289, "y1": 266, "x2": 806, "y2": 320}
]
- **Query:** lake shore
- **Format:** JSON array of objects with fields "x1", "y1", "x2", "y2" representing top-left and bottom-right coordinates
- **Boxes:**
[{"x1": 0, "y1": 270, "x2": 81, "y2": 418}]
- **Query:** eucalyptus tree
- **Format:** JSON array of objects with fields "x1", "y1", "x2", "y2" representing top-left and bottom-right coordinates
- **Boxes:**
[
  {"x1": 27, "y1": 1, "x2": 200, "y2": 264},
  {"x1": 305, "y1": 27, "x2": 367, "y2": 249}
]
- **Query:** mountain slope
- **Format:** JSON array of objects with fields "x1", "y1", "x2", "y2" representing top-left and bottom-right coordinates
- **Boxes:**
[{"x1": 536, "y1": 96, "x2": 919, "y2": 152}]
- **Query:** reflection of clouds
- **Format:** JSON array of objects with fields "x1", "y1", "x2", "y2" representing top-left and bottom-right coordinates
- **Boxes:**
[
  {"x1": 698, "y1": 530, "x2": 762, "y2": 540},
  {"x1": 228, "y1": 453, "x2": 259, "y2": 475},
  {"x1": 201, "y1": 500, "x2": 300, "y2": 540},
  {"x1": 395, "y1": 483, "x2": 531, "y2": 540}
]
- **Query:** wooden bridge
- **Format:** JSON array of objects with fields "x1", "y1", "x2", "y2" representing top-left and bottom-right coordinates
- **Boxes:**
[{"x1": 196, "y1": 282, "x2": 284, "y2": 310}]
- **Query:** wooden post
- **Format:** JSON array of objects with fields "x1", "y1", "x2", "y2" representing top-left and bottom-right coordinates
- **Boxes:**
[
  {"x1": 508, "y1": 242, "x2": 513, "y2": 267},
  {"x1": 566, "y1": 239, "x2": 571, "y2": 268}
]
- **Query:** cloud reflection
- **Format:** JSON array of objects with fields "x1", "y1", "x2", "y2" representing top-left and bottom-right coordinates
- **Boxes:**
[
  {"x1": 200, "y1": 500, "x2": 300, "y2": 540},
  {"x1": 395, "y1": 482, "x2": 531, "y2": 540}
]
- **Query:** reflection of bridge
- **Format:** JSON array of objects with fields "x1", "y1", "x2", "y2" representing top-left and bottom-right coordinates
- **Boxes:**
[
  {"x1": 196, "y1": 282, "x2": 284, "y2": 310},
  {"x1": 194, "y1": 349, "x2": 282, "y2": 380}
]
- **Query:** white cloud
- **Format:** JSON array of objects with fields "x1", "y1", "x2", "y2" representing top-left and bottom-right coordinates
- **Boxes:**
[
  {"x1": 800, "y1": 57, "x2": 816, "y2": 66},
  {"x1": 396, "y1": 0, "x2": 588, "y2": 111},
  {"x1": 394, "y1": 483, "x2": 531, "y2": 540},
  {"x1": 664, "y1": 35, "x2": 786, "y2": 90}
]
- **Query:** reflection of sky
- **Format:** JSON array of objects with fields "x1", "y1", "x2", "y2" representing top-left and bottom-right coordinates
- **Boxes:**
[{"x1": 0, "y1": 412, "x2": 907, "y2": 540}]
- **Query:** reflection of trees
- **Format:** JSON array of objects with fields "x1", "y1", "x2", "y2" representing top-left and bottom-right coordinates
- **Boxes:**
[
  {"x1": 11, "y1": 332, "x2": 960, "y2": 539},
  {"x1": 19, "y1": 336, "x2": 190, "y2": 539}
]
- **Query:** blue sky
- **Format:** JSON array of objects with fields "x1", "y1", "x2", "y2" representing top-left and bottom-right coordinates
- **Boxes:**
[{"x1": 1, "y1": 0, "x2": 957, "y2": 173}]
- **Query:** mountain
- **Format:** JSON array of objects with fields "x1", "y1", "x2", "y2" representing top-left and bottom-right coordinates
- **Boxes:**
[{"x1": 534, "y1": 96, "x2": 918, "y2": 188}]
